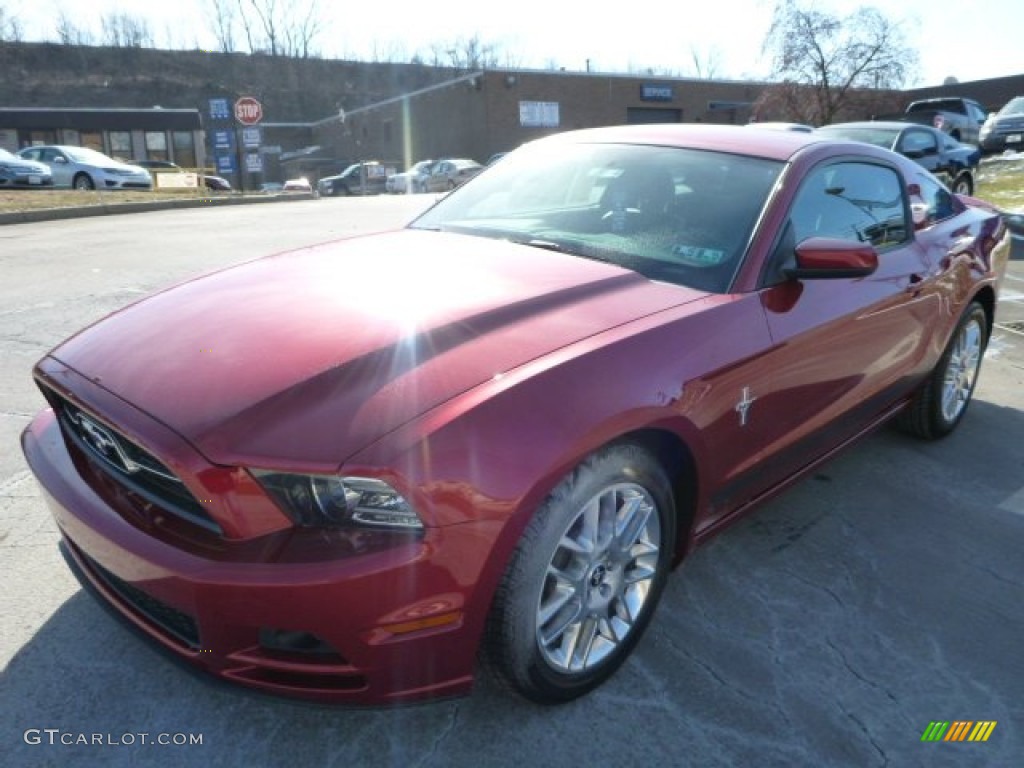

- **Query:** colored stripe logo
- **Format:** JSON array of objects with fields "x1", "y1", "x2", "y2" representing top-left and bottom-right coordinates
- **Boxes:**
[{"x1": 921, "y1": 721, "x2": 997, "y2": 742}]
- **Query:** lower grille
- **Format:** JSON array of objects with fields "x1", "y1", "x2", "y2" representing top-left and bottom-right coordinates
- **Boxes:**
[{"x1": 84, "y1": 553, "x2": 200, "y2": 649}]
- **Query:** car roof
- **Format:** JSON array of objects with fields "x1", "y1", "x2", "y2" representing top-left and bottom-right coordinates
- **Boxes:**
[
  {"x1": 819, "y1": 121, "x2": 918, "y2": 132},
  {"x1": 533, "y1": 124, "x2": 828, "y2": 162}
]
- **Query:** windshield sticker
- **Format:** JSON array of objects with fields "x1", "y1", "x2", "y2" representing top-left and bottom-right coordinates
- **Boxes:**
[{"x1": 671, "y1": 245, "x2": 728, "y2": 267}]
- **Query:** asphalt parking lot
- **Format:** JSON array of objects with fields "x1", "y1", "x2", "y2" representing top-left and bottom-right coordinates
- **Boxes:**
[{"x1": 1, "y1": 196, "x2": 1023, "y2": 767}]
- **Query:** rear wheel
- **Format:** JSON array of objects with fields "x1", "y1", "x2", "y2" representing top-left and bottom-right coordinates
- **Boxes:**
[
  {"x1": 897, "y1": 301, "x2": 987, "y2": 439},
  {"x1": 73, "y1": 173, "x2": 95, "y2": 190},
  {"x1": 486, "y1": 443, "x2": 676, "y2": 703}
]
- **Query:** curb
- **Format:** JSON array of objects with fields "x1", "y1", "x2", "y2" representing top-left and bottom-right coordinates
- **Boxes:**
[{"x1": 0, "y1": 191, "x2": 316, "y2": 226}]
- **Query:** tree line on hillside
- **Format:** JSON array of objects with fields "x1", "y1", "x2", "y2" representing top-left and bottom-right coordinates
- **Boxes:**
[{"x1": 0, "y1": 0, "x2": 919, "y2": 126}]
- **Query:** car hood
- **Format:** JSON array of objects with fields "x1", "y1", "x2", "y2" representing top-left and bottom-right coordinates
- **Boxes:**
[
  {"x1": 49, "y1": 229, "x2": 705, "y2": 468},
  {"x1": 3, "y1": 156, "x2": 49, "y2": 173}
]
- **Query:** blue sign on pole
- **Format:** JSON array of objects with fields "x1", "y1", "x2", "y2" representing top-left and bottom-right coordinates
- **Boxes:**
[
  {"x1": 212, "y1": 130, "x2": 235, "y2": 151},
  {"x1": 209, "y1": 98, "x2": 231, "y2": 120},
  {"x1": 216, "y1": 155, "x2": 237, "y2": 174}
]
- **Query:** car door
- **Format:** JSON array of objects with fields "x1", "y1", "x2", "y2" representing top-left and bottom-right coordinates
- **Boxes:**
[
  {"x1": 42, "y1": 148, "x2": 74, "y2": 187},
  {"x1": 696, "y1": 159, "x2": 942, "y2": 530}
]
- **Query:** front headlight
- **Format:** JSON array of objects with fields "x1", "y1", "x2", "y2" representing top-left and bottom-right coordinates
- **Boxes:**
[{"x1": 252, "y1": 470, "x2": 423, "y2": 530}]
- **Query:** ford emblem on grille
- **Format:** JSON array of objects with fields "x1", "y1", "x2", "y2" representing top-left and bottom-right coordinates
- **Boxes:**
[{"x1": 70, "y1": 411, "x2": 142, "y2": 475}]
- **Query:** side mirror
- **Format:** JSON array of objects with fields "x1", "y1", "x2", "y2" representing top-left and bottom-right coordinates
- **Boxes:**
[{"x1": 784, "y1": 237, "x2": 879, "y2": 280}]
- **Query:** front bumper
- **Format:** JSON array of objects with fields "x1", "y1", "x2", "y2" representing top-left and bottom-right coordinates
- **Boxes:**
[{"x1": 22, "y1": 409, "x2": 490, "y2": 705}]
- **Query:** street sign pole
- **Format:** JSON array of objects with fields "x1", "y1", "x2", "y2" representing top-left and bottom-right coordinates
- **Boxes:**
[{"x1": 233, "y1": 97, "x2": 264, "y2": 194}]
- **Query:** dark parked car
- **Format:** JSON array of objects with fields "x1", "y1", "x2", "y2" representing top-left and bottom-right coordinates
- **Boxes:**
[
  {"x1": 900, "y1": 97, "x2": 988, "y2": 144},
  {"x1": 980, "y1": 96, "x2": 1024, "y2": 154},
  {"x1": 0, "y1": 147, "x2": 54, "y2": 188},
  {"x1": 318, "y1": 161, "x2": 397, "y2": 196},
  {"x1": 816, "y1": 121, "x2": 980, "y2": 195},
  {"x1": 22, "y1": 125, "x2": 1009, "y2": 706}
]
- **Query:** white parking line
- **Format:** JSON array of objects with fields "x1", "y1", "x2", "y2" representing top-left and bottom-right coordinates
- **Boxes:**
[{"x1": 1000, "y1": 289, "x2": 1024, "y2": 303}]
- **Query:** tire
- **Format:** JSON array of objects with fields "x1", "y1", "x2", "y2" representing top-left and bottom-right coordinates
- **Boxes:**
[
  {"x1": 952, "y1": 173, "x2": 973, "y2": 196},
  {"x1": 896, "y1": 301, "x2": 987, "y2": 439},
  {"x1": 337, "y1": 185, "x2": 350, "y2": 196},
  {"x1": 447, "y1": 179, "x2": 456, "y2": 191},
  {"x1": 486, "y1": 443, "x2": 676, "y2": 703},
  {"x1": 73, "y1": 173, "x2": 95, "y2": 190}
]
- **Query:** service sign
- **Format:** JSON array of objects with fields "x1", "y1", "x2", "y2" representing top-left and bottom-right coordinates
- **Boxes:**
[
  {"x1": 641, "y1": 84, "x2": 674, "y2": 102},
  {"x1": 212, "y1": 130, "x2": 235, "y2": 151},
  {"x1": 245, "y1": 152, "x2": 263, "y2": 173},
  {"x1": 242, "y1": 127, "x2": 262, "y2": 149}
]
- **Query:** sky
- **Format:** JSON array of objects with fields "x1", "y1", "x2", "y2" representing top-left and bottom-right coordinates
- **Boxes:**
[{"x1": 2, "y1": 0, "x2": 1022, "y2": 87}]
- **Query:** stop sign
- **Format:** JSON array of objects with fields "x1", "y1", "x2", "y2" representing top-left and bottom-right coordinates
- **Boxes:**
[{"x1": 234, "y1": 97, "x2": 263, "y2": 125}]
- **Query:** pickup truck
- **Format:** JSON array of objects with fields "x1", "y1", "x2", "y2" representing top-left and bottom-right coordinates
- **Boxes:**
[
  {"x1": 899, "y1": 97, "x2": 989, "y2": 145},
  {"x1": 317, "y1": 160, "x2": 398, "y2": 196}
]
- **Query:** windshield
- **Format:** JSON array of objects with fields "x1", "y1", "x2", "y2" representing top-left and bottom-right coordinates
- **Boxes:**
[
  {"x1": 999, "y1": 97, "x2": 1024, "y2": 116},
  {"x1": 64, "y1": 147, "x2": 119, "y2": 164},
  {"x1": 410, "y1": 142, "x2": 782, "y2": 293},
  {"x1": 816, "y1": 126, "x2": 898, "y2": 149}
]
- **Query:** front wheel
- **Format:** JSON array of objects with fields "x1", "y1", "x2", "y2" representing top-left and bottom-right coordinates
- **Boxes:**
[
  {"x1": 486, "y1": 443, "x2": 676, "y2": 703},
  {"x1": 951, "y1": 173, "x2": 973, "y2": 196},
  {"x1": 897, "y1": 301, "x2": 987, "y2": 439},
  {"x1": 73, "y1": 173, "x2": 95, "y2": 190}
]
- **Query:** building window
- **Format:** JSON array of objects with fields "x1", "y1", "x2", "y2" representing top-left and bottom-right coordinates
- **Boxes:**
[
  {"x1": 145, "y1": 131, "x2": 169, "y2": 161},
  {"x1": 29, "y1": 130, "x2": 57, "y2": 146},
  {"x1": 109, "y1": 131, "x2": 132, "y2": 161},
  {"x1": 81, "y1": 131, "x2": 103, "y2": 152},
  {"x1": 172, "y1": 131, "x2": 196, "y2": 168}
]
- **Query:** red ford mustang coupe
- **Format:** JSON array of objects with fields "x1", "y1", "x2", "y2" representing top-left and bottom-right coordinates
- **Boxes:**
[{"x1": 22, "y1": 125, "x2": 1010, "y2": 705}]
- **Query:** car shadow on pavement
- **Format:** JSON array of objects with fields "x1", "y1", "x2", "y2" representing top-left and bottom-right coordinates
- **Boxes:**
[{"x1": 3, "y1": 399, "x2": 1022, "y2": 768}]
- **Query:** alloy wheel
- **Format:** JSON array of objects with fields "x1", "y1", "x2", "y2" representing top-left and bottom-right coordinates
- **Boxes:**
[{"x1": 536, "y1": 483, "x2": 661, "y2": 673}]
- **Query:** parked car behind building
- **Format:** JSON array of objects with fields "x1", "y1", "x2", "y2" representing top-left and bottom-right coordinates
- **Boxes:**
[
  {"x1": 979, "y1": 96, "x2": 1024, "y2": 154},
  {"x1": 18, "y1": 145, "x2": 152, "y2": 190},
  {"x1": 816, "y1": 121, "x2": 980, "y2": 195}
]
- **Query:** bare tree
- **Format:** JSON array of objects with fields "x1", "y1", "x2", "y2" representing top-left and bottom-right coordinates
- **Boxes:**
[
  {"x1": 230, "y1": 0, "x2": 324, "y2": 57},
  {"x1": 208, "y1": 0, "x2": 237, "y2": 52},
  {"x1": 100, "y1": 12, "x2": 154, "y2": 48},
  {"x1": 56, "y1": 10, "x2": 94, "y2": 46},
  {"x1": 426, "y1": 34, "x2": 501, "y2": 70},
  {"x1": 757, "y1": 0, "x2": 917, "y2": 125},
  {"x1": 689, "y1": 45, "x2": 722, "y2": 80},
  {"x1": 0, "y1": 3, "x2": 23, "y2": 41}
]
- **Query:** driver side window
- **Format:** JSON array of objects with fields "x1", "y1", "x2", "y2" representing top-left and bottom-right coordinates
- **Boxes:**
[{"x1": 789, "y1": 162, "x2": 908, "y2": 249}]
